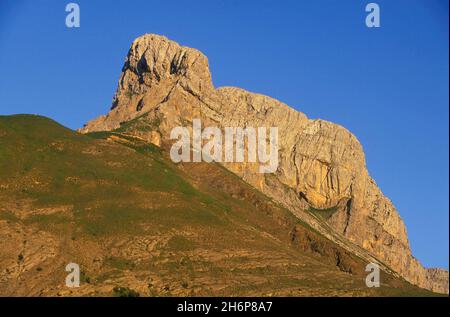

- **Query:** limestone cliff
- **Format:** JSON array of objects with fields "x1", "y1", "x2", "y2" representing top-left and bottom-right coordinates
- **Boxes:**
[{"x1": 79, "y1": 34, "x2": 448, "y2": 294}]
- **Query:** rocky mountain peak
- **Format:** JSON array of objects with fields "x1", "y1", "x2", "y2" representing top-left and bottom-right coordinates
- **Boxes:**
[
  {"x1": 118, "y1": 34, "x2": 214, "y2": 97},
  {"x1": 79, "y1": 34, "x2": 448, "y2": 294},
  {"x1": 80, "y1": 34, "x2": 214, "y2": 133}
]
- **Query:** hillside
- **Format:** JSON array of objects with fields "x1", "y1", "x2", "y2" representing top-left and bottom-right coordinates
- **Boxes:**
[{"x1": 0, "y1": 114, "x2": 439, "y2": 296}]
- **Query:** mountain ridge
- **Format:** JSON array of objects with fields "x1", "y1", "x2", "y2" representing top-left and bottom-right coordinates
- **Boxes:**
[{"x1": 79, "y1": 34, "x2": 448, "y2": 294}]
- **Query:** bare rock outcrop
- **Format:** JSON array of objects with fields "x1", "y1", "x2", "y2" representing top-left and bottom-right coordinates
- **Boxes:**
[{"x1": 79, "y1": 34, "x2": 448, "y2": 294}]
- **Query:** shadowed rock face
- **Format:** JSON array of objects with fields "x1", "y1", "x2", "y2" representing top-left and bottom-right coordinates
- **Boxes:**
[{"x1": 80, "y1": 34, "x2": 448, "y2": 294}]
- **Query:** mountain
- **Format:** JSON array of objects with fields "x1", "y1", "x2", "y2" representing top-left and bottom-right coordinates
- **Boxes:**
[
  {"x1": 0, "y1": 114, "x2": 441, "y2": 296},
  {"x1": 79, "y1": 34, "x2": 448, "y2": 294},
  {"x1": 0, "y1": 34, "x2": 446, "y2": 296}
]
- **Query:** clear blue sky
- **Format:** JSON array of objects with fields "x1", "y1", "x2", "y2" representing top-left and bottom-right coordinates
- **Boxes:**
[{"x1": 0, "y1": 0, "x2": 448, "y2": 269}]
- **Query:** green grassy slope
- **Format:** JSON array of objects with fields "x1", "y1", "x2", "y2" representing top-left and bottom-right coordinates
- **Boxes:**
[{"x1": 0, "y1": 115, "x2": 439, "y2": 296}]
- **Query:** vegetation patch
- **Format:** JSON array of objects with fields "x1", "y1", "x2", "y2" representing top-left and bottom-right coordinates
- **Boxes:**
[
  {"x1": 308, "y1": 206, "x2": 338, "y2": 220},
  {"x1": 106, "y1": 256, "x2": 136, "y2": 270},
  {"x1": 167, "y1": 235, "x2": 196, "y2": 251},
  {"x1": 113, "y1": 286, "x2": 140, "y2": 297}
]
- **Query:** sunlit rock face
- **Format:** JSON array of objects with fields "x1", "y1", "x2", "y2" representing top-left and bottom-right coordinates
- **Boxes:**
[{"x1": 80, "y1": 34, "x2": 448, "y2": 294}]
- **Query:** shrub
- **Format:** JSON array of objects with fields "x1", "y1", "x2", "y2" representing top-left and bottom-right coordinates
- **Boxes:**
[{"x1": 113, "y1": 286, "x2": 140, "y2": 297}]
